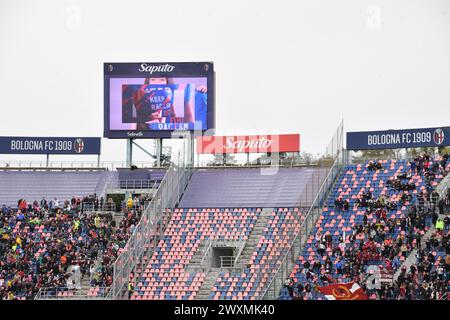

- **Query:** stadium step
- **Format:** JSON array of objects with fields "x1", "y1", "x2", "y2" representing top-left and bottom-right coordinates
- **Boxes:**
[
  {"x1": 234, "y1": 208, "x2": 273, "y2": 268},
  {"x1": 195, "y1": 269, "x2": 221, "y2": 300},
  {"x1": 187, "y1": 240, "x2": 212, "y2": 268}
]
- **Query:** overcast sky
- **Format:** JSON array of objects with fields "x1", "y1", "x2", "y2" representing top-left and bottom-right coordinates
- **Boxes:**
[{"x1": 0, "y1": 0, "x2": 449, "y2": 163}]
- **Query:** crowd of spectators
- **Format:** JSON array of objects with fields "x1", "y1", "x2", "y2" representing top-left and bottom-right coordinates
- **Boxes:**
[
  {"x1": 410, "y1": 153, "x2": 449, "y2": 176},
  {"x1": 374, "y1": 228, "x2": 449, "y2": 300},
  {"x1": 0, "y1": 194, "x2": 150, "y2": 300},
  {"x1": 283, "y1": 153, "x2": 450, "y2": 300},
  {"x1": 334, "y1": 197, "x2": 350, "y2": 211}
]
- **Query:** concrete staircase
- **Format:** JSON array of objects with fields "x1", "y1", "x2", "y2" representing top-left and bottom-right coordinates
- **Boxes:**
[
  {"x1": 67, "y1": 277, "x2": 92, "y2": 299},
  {"x1": 195, "y1": 269, "x2": 221, "y2": 300},
  {"x1": 393, "y1": 213, "x2": 444, "y2": 281},
  {"x1": 298, "y1": 168, "x2": 330, "y2": 207},
  {"x1": 235, "y1": 208, "x2": 272, "y2": 268}
]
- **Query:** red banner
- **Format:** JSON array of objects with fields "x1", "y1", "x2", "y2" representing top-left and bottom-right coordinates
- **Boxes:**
[
  {"x1": 196, "y1": 134, "x2": 300, "y2": 154},
  {"x1": 318, "y1": 282, "x2": 368, "y2": 300}
]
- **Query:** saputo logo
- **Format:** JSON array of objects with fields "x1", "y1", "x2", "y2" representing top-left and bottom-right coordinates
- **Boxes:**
[
  {"x1": 224, "y1": 137, "x2": 274, "y2": 152},
  {"x1": 138, "y1": 63, "x2": 175, "y2": 74}
]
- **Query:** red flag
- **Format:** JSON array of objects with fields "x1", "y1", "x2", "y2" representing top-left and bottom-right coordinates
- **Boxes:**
[{"x1": 318, "y1": 282, "x2": 368, "y2": 300}]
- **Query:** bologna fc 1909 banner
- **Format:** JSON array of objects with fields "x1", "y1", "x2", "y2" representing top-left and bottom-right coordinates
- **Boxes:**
[
  {"x1": 346, "y1": 126, "x2": 450, "y2": 150},
  {"x1": 0, "y1": 137, "x2": 101, "y2": 155}
]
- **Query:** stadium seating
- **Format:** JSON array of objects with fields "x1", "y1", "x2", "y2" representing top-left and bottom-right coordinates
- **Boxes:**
[
  {"x1": 210, "y1": 208, "x2": 302, "y2": 300},
  {"x1": 0, "y1": 169, "x2": 167, "y2": 208},
  {"x1": 131, "y1": 207, "x2": 302, "y2": 300},
  {"x1": 179, "y1": 168, "x2": 328, "y2": 208},
  {"x1": 0, "y1": 171, "x2": 112, "y2": 208},
  {"x1": 115, "y1": 169, "x2": 166, "y2": 189},
  {"x1": 1, "y1": 156, "x2": 447, "y2": 301}
]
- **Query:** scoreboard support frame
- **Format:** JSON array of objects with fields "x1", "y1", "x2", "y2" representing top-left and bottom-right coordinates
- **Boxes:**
[
  {"x1": 156, "y1": 139, "x2": 162, "y2": 168},
  {"x1": 126, "y1": 139, "x2": 133, "y2": 167},
  {"x1": 125, "y1": 138, "x2": 184, "y2": 168}
]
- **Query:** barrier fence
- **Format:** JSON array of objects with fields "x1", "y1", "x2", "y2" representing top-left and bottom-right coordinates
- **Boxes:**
[
  {"x1": 34, "y1": 287, "x2": 111, "y2": 300},
  {"x1": 107, "y1": 179, "x2": 160, "y2": 190},
  {"x1": 81, "y1": 202, "x2": 116, "y2": 213},
  {"x1": 1, "y1": 159, "x2": 335, "y2": 170},
  {"x1": 0, "y1": 161, "x2": 157, "y2": 170},
  {"x1": 110, "y1": 136, "x2": 193, "y2": 299}
]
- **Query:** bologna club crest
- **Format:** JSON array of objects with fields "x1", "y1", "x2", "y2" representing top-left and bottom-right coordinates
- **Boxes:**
[
  {"x1": 433, "y1": 128, "x2": 445, "y2": 145},
  {"x1": 74, "y1": 138, "x2": 84, "y2": 153}
]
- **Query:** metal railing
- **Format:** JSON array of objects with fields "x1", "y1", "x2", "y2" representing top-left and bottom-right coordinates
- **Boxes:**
[
  {"x1": 259, "y1": 150, "x2": 345, "y2": 300},
  {"x1": 1, "y1": 157, "x2": 340, "y2": 171},
  {"x1": 0, "y1": 159, "x2": 316, "y2": 170},
  {"x1": 233, "y1": 241, "x2": 246, "y2": 267},
  {"x1": 220, "y1": 256, "x2": 236, "y2": 268},
  {"x1": 197, "y1": 157, "x2": 323, "y2": 168},
  {"x1": 324, "y1": 119, "x2": 344, "y2": 159},
  {"x1": 200, "y1": 240, "x2": 213, "y2": 268},
  {"x1": 82, "y1": 202, "x2": 116, "y2": 213},
  {"x1": 34, "y1": 135, "x2": 194, "y2": 300},
  {"x1": 0, "y1": 161, "x2": 157, "y2": 171},
  {"x1": 439, "y1": 292, "x2": 449, "y2": 300},
  {"x1": 106, "y1": 179, "x2": 159, "y2": 190}
]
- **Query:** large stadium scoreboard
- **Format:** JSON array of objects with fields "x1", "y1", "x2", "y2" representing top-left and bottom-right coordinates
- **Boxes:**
[{"x1": 104, "y1": 62, "x2": 215, "y2": 139}]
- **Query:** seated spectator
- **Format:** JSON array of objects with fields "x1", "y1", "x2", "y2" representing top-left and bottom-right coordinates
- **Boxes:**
[
  {"x1": 317, "y1": 241, "x2": 326, "y2": 256},
  {"x1": 436, "y1": 218, "x2": 445, "y2": 232},
  {"x1": 368, "y1": 161, "x2": 383, "y2": 171},
  {"x1": 343, "y1": 200, "x2": 350, "y2": 211},
  {"x1": 335, "y1": 197, "x2": 344, "y2": 211}
]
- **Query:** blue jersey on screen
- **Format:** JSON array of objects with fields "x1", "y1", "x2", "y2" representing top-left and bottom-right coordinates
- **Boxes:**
[{"x1": 195, "y1": 90, "x2": 207, "y2": 129}]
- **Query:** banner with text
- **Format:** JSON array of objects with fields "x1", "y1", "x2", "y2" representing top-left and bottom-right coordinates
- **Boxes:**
[
  {"x1": 196, "y1": 134, "x2": 300, "y2": 154},
  {"x1": 346, "y1": 127, "x2": 450, "y2": 150},
  {"x1": 0, "y1": 137, "x2": 101, "y2": 155}
]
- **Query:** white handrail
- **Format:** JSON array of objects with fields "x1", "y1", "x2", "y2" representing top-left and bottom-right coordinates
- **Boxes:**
[
  {"x1": 220, "y1": 256, "x2": 236, "y2": 268},
  {"x1": 34, "y1": 286, "x2": 111, "y2": 300},
  {"x1": 200, "y1": 239, "x2": 213, "y2": 268},
  {"x1": 233, "y1": 241, "x2": 247, "y2": 267}
]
